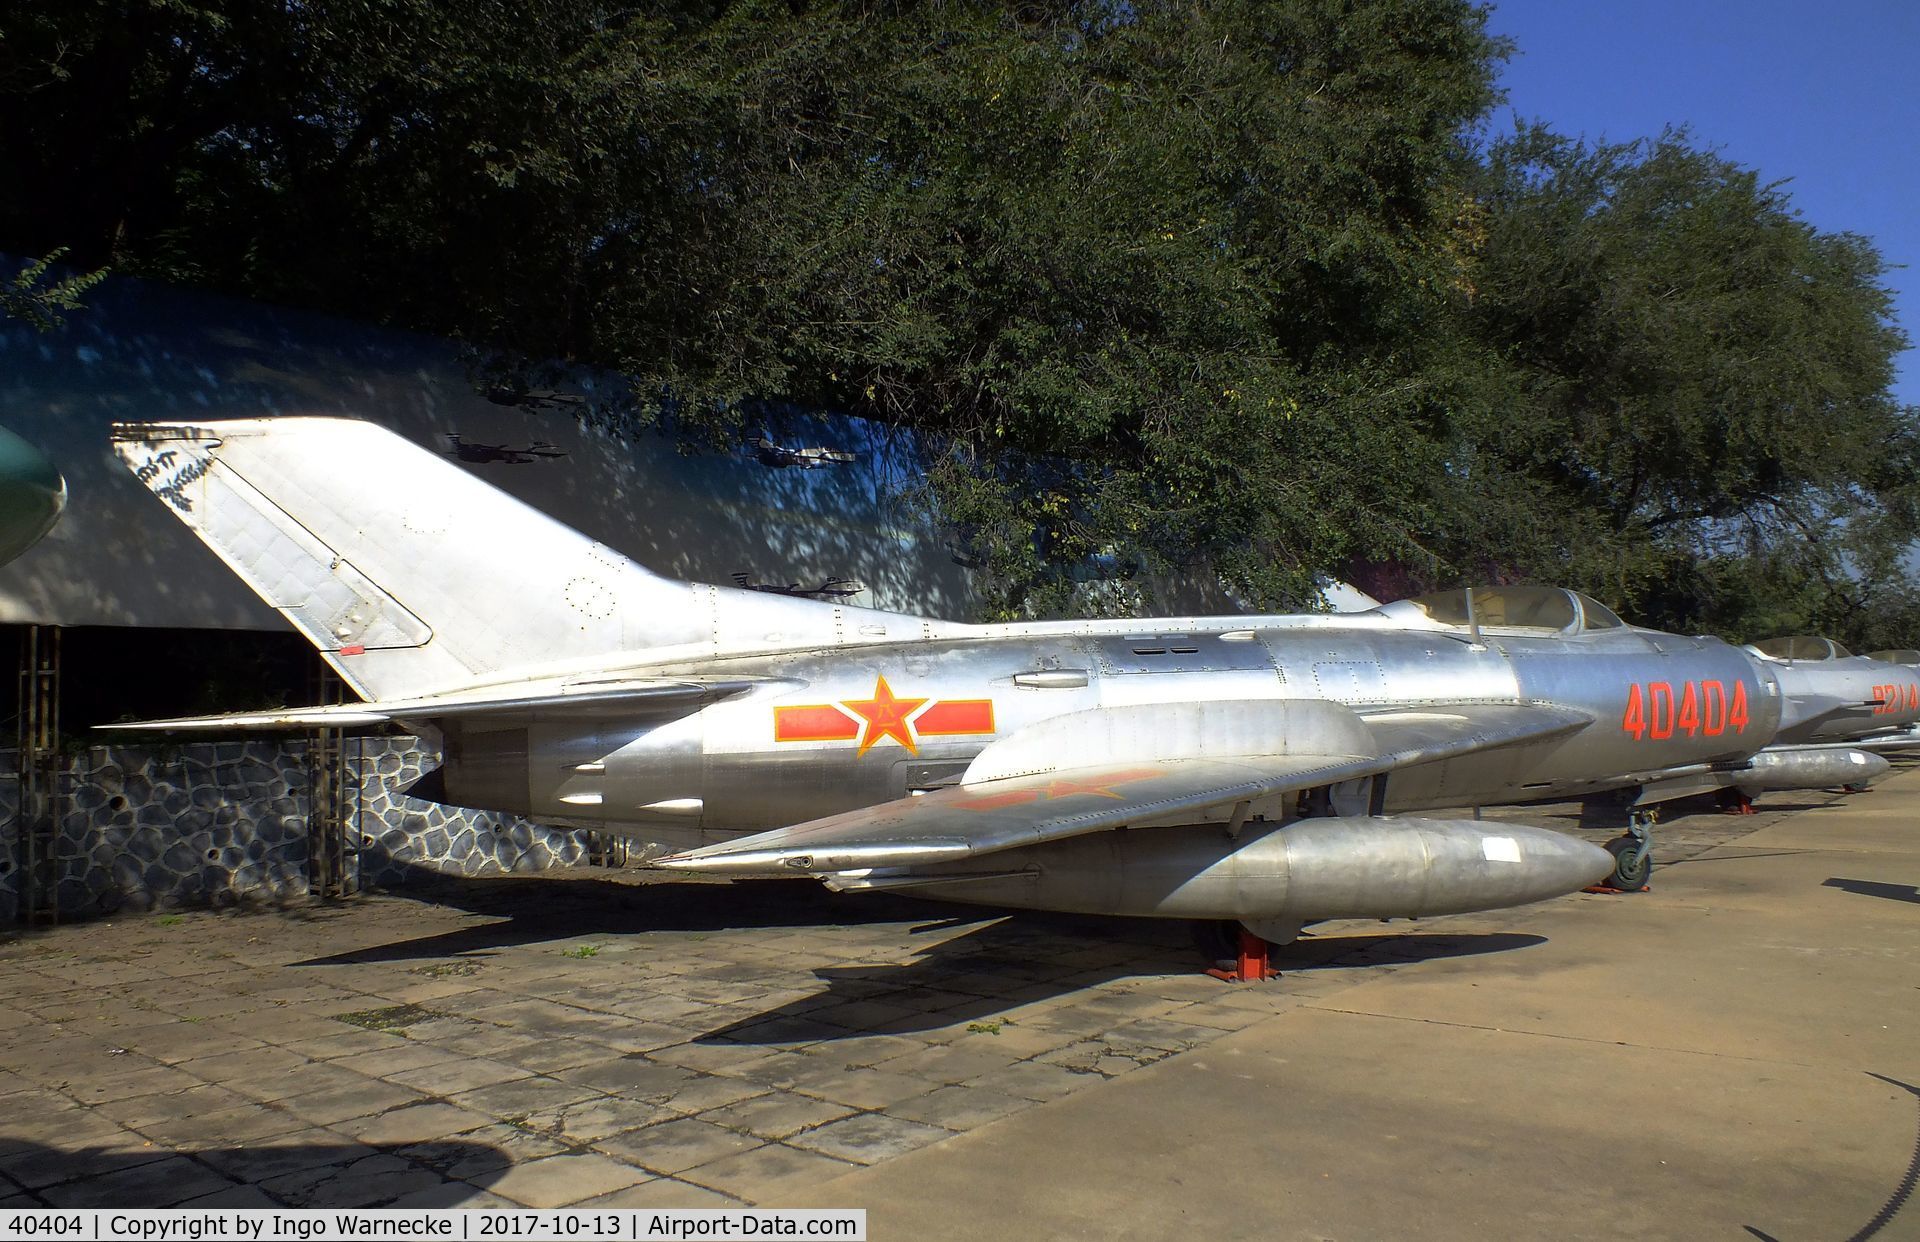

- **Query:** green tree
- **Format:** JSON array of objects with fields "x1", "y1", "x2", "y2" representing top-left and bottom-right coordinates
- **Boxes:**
[
  {"x1": 0, "y1": 250, "x2": 107, "y2": 331},
  {"x1": 1452, "y1": 125, "x2": 1918, "y2": 643},
  {"x1": 2, "y1": 2, "x2": 1913, "y2": 638}
]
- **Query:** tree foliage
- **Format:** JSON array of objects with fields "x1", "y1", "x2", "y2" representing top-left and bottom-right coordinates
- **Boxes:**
[
  {"x1": 1454, "y1": 126, "x2": 1919, "y2": 640},
  {"x1": 1, "y1": 0, "x2": 1913, "y2": 640},
  {"x1": 0, "y1": 249, "x2": 108, "y2": 331}
]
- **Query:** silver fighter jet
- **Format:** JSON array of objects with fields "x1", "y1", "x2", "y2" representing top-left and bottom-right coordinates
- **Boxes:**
[
  {"x1": 104, "y1": 419, "x2": 1920, "y2": 960},
  {"x1": 1723, "y1": 637, "x2": 1920, "y2": 766}
]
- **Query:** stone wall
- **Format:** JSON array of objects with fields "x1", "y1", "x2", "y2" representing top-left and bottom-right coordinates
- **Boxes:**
[
  {"x1": 0, "y1": 737, "x2": 586, "y2": 922},
  {"x1": 354, "y1": 738, "x2": 589, "y2": 885}
]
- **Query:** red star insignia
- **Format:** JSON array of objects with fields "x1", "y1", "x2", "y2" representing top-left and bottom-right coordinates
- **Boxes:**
[
  {"x1": 842, "y1": 675, "x2": 928, "y2": 756},
  {"x1": 1041, "y1": 768, "x2": 1162, "y2": 800}
]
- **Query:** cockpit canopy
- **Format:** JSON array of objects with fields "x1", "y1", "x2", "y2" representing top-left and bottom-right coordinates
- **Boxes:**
[
  {"x1": 1866, "y1": 649, "x2": 1920, "y2": 666},
  {"x1": 1748, "y1": 635, "x2": 1852, "y2": 662},
  {"x1": 1374, "y1": 586, "x2": 1626, "y2": 635}
]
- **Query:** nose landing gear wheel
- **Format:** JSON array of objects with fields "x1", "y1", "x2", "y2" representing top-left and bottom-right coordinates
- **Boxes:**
[
  {"x1": 1602, "y1": 835, "x2": 1653, "y2": 890},
  {"x1": 1591, "y1": 808, "x2": 1654, "y2": 893}
]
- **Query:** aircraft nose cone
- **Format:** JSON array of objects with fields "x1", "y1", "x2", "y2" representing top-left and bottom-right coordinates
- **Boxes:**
[{"x1": 0, "y1": 425, "x2": 64, "y2": 565}]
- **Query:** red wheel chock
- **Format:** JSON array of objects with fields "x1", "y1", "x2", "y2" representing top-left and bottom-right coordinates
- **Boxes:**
[{"x1": 1205, "y1": 927, "x2": 1278, "y2": 982}]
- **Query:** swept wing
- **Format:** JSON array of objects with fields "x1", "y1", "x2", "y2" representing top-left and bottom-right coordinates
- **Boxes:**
[{"x1": 655, "y1": 699, "x2": 1590, "y2": 874}]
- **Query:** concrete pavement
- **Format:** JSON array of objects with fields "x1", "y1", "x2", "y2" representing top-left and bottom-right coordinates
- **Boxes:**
[
  {"x1": 1, "y1": 775, "x2": 1915, "y2": 1237},
  {"x1": 795, "y1": 772, "x2": 1920, "y2": 1239}
]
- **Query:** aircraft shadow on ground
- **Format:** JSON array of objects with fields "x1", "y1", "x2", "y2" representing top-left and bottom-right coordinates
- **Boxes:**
[
  {"x1": 695, "y1": 928, "x2": 1549, "y2": 1045},
  {"x1": 1570, "y1": 795, "x2": 1839, "y2": 832},
  {"x1": 286, "y1": 866, "x2": 1548, "y2": 1040},
  {"x1": 1748, "y1": 1072, "x2": 1920, "y2": 1242},
  {"x1": 1821, "y1": 877, "x2": 1920, "y2": 905},
  {"x1": 288, "y1": 867, "x2": 982, "y2": 966},
  {"x1": 0, "y1": 1136, "x2": 511, "y2": 1208}
]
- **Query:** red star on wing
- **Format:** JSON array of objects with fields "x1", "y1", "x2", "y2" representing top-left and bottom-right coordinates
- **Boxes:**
[
  {"x1": 1041, "y1": 768, "x2": 1162, "y2": 800},
  {"x1": 842, "y1": 675, "x2": 928, "y2": 756},
  {"x1": 957, "y1": 767, "x2": 1164, "y2": 811}
]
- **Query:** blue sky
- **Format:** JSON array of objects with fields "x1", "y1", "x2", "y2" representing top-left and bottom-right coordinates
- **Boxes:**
[{"x1": 1484, "y1": 1, "x2": 1920, "y2": 406}]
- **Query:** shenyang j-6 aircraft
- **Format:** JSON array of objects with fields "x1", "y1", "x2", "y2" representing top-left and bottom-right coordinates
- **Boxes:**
[{"x1": 104, "y1": 419, "x2": 1920, "y2": 967}]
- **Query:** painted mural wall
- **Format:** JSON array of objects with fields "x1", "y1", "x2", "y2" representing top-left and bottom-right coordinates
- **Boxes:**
[{"x1": 0, "y1": 265, "x2": 975, "y2": 631}]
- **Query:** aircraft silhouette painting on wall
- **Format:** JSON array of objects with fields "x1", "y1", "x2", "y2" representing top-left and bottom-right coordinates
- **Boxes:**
[
  {"x1": 102, "y1": 419, "x2": 1920, "y2": 966},
  {"x1": 731, "y1": 572, "x2": 864, "y2": 600},
  {"x1": 745, "y1": 436, "x2": 857, "y2": 469},
  {"x1": 442, "y1": 433, "x2": 569, "y2": 465}
]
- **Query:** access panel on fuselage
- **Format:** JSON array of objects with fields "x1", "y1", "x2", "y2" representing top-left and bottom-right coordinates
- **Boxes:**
[
  {"x1": 1084, "y1": 632, "x2": 1283, "y2": 707},
  {"x1": 1264, "y1": 630, "x2": 1519, "y2": 710}
]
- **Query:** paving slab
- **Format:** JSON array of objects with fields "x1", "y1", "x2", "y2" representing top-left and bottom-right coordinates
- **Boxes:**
[
  {"x1": 193, "y1": 1130, "x2": 383, "y2": 1183},
  {"x1": 383, "y1": 1057, "x2": 533, "y2": 1096},
  {"x1": 784, "y1": 1066, "x2": 942, "y2": 1111},
  {"x1": 175, "y1": 1184, "x2": 279, "y2": 1208},
  {"x1": 958, "y1": 1060, "x2": 1097, "y2": 1102},
  {"x1": 483, "y1": 1153, "x2": 651, "y2": 1208},
  {"x1": 332, "y1": 1102, "x2": 494, "y2": 1147},
  {"x1": 58, "y1": 1063, "x2": 202, "y2": 1106},
  {"x1": 261, "y1": 1153, "x2": 449, "y2": 1208},
  {"x1": 277, "y1": 1079, "x2": 431, "y2": 1127},
  {"x1": 37, "y1": 1154, "x2": 237, "y2": 1207},
  {"x1": 698, "y1": 1091, "x2": 856, "y2": 1140},
  {"x1": 388, "y1": 1182, "x2": 518, "y2": 1208},
  {"x1": 518, "y1": 1095, "x2": 673, "y2": 1144},
  {"x1": 0, "y1": 1141, "x2": 172, "y2": 1193},
  {"x1": 326, "y1": 1042, "x2": 469, "y2": 1077},
  {"x1": 574, "y1": 1177, "x2": 736, "y2": 1208},
  {"x1": 652, "y1": 1075, "x2": 769, "y2": 1116},
  {"x1": 595, "y1": 1117, "x2": 765, "y2": 1175},
  {"x1": 677, "y1": 1143, "x2": 861, "y2": 1205},
  {"x1": 786, "y1": 1114, "x2": 953, "y2": 1165},
  {"x1": 132, "y1": 1103, "x2": 308, "y2": 1149},
  {"x1": 399, "y1": 1125, "x2": 569, "y2": 1180},
  {"x1": 446, "y1": 1075, "x2": 603, "y2": 1121},
  {"x1": 560, "y1": 1057, "x2": 705, "y2": 1101},
  {"x1": 886, "y1": 1085, "x2": 1036, "y2": 1131}
]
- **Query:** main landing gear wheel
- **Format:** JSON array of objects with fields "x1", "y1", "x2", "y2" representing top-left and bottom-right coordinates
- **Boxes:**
[{"x1": 1595, "y1": 808, "x2": 1655, "y2": 892}]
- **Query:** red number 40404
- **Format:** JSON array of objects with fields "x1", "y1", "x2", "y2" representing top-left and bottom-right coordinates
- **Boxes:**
[{"x1": 1621, "y1": 680, "x2": 1749, "y2": 740}]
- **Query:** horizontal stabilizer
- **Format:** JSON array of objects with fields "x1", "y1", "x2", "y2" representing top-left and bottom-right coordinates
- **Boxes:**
[{"x1": 99, "y1": 676, "x2": 762, "y2": 733}]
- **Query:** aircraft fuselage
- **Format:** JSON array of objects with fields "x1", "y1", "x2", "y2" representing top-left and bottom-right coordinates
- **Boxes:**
[{"x1": 439, "y1": 621, "x2": 1835, "y2": 852}]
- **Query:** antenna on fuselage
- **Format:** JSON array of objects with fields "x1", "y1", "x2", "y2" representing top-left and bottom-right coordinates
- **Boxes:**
[{"x1": 1465, "y1": 586, "x2": 1485, "y2": 649}]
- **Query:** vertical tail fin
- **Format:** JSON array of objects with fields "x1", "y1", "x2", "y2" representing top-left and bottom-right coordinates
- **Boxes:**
[{"x1": 112, "y1": 418, "x2": 713, "y2": 700}]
